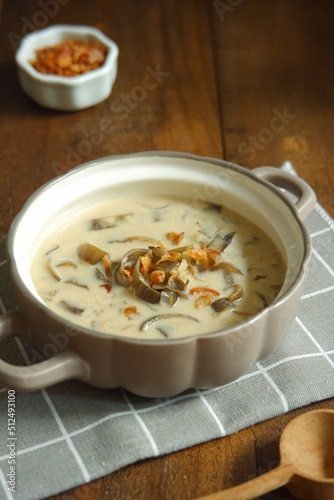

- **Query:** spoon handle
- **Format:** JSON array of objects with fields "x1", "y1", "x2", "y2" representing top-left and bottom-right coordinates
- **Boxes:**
[{"x1": 196, "y1": 463, "x2": 293, "y2": 500}]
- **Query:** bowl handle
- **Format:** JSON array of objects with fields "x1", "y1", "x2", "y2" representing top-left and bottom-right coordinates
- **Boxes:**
[
  {"x1": 252, "y1": 166, "x2": 317, "y2": 221},
  {"x1": 0, "y1": 309, "x2": 90, "y2": 392}
]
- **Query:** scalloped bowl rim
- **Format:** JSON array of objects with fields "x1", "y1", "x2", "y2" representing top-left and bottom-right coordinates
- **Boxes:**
[{"x1": 7, "y1": 152, "x2": 312, "y2": 345}]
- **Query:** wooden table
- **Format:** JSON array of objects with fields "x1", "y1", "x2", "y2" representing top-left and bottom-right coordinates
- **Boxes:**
[{"x1": 1, "y1": 1, "x2": 333, "y2": 498}]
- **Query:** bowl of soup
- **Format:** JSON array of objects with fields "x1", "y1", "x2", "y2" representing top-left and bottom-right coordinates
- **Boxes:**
[{"x1": 1, "y1": 152, "x2": 316, "y2": 396}]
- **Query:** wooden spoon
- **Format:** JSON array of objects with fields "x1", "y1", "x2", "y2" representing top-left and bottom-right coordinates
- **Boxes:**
[{"x1": 197, "y1": 409, "x2": 334, "y2": 500}]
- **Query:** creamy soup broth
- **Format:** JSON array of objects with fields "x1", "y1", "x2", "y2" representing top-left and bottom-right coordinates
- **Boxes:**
[{"x1": 31, "y1": 195, "x2": 286, "y2": 339}]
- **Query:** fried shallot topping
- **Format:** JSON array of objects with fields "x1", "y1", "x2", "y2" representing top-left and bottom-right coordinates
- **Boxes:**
[{"x1": 30, "y1": 39, "x2": 108, "y2": 76}]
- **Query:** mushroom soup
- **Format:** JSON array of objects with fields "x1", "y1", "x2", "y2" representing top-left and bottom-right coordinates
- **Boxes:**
[{"x1": 30, "y1": 195, "x2": 286, "y2": 339}]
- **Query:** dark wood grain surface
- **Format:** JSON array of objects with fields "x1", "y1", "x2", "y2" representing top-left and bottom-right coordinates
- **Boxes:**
[{"x1": 0, "y1": 1, "x2": 333, "y2": 498}]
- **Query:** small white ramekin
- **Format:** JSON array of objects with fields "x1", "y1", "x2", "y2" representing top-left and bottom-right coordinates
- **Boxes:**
[{"x1": 15, "y1": 24, "x2": 119, "y2": 111}]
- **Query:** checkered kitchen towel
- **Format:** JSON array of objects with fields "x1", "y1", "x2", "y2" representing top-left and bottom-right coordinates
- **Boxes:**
[{"x1": 0, "y1": 162, "x2": 333, "y2": 500}]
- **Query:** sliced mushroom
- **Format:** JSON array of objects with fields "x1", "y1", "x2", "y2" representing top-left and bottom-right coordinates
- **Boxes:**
[
  {"x1": 228, "y1": 284, "x2": 243, "y2": 302},
  {"x1": 114, "y1": 248, "x2": 147, "y2": 286},
  {"x1": 156, "y1": 327, "x2": 169, "y2": 338},
  {"x1": 256, "y1": 292, "x2": 269, "y2": 309},
  {"x1": 95, "y1": 267, "x2": 114, "y2": 283},
  {"x1": 160, "y1": 290, "x2": 179, "y2": 307},
  {"x1": 213, "y1": 262, "x2": 243, "y2": 275},
  {"x1": 59, "y1": 300, "x2": 84, "y2": 315},
  {"x1": 131, "y1": 276, "x2": 161, "y2": 304},
  {"x1": 110, "y1": 236, "x2": 159, "y2": 245},
  {"x1": 248, "y1": 267, "x2": 267, "y2": 281},
  {"x1": 168, "y1": 275, "x2": 189, "y2": 291},
  {"x1": 202, "y1": 201, "x2": 222, "y2": 212},
  {"x1": 211, "y1": 297, "x2": 232, "y2": 313},
  {"x1": 152, "y1": 285, "x2": 188, "y2": 300},
  {"x1": 221, "y1": 232, "x2": 236, "y2": 252},
  {"x1": 56, "y1": 259, "x2": 77, "y2": 269},
  {"x1": 151, "y1": 259, "x2": 180, "y2": 273},
  {"x1": 46, "y1": 259, "x2": 62, "y2": 281},
  {"x1": 208, "y1": 231, "x2": 235, "y2": 252},
  {"x1": 150, "y1": 246, "x2": 167, "y2": 260},
  {"x1": 90, "y1": 213, "x2": 133, "y2": 230},
  {"x1": 65, "y1": 279, "x2": 88, "y2": 290},
  {"x1": 224, "y1": 272, "x2": 235, "y2": 288},
  {"x1": 140, "y1": 313, "x2": 199, "y2": 332},
  {"x1": 77, "y1": 242, "x2": 106, "y2": 264},
  {"x1": 45, "y1": 245, "x2": 59, "y2": 256},
  {"x1": 170, "y1": 243, "x2": 193, "y2": 253}
]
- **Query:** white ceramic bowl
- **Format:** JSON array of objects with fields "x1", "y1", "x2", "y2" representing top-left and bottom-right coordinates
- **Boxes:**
[
  {"x1": 1, "y1": 153, "x2": 316, "y2": 397},
  {"x1": 15, "y1": 24, "x2": 119, "y2": 111}
]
